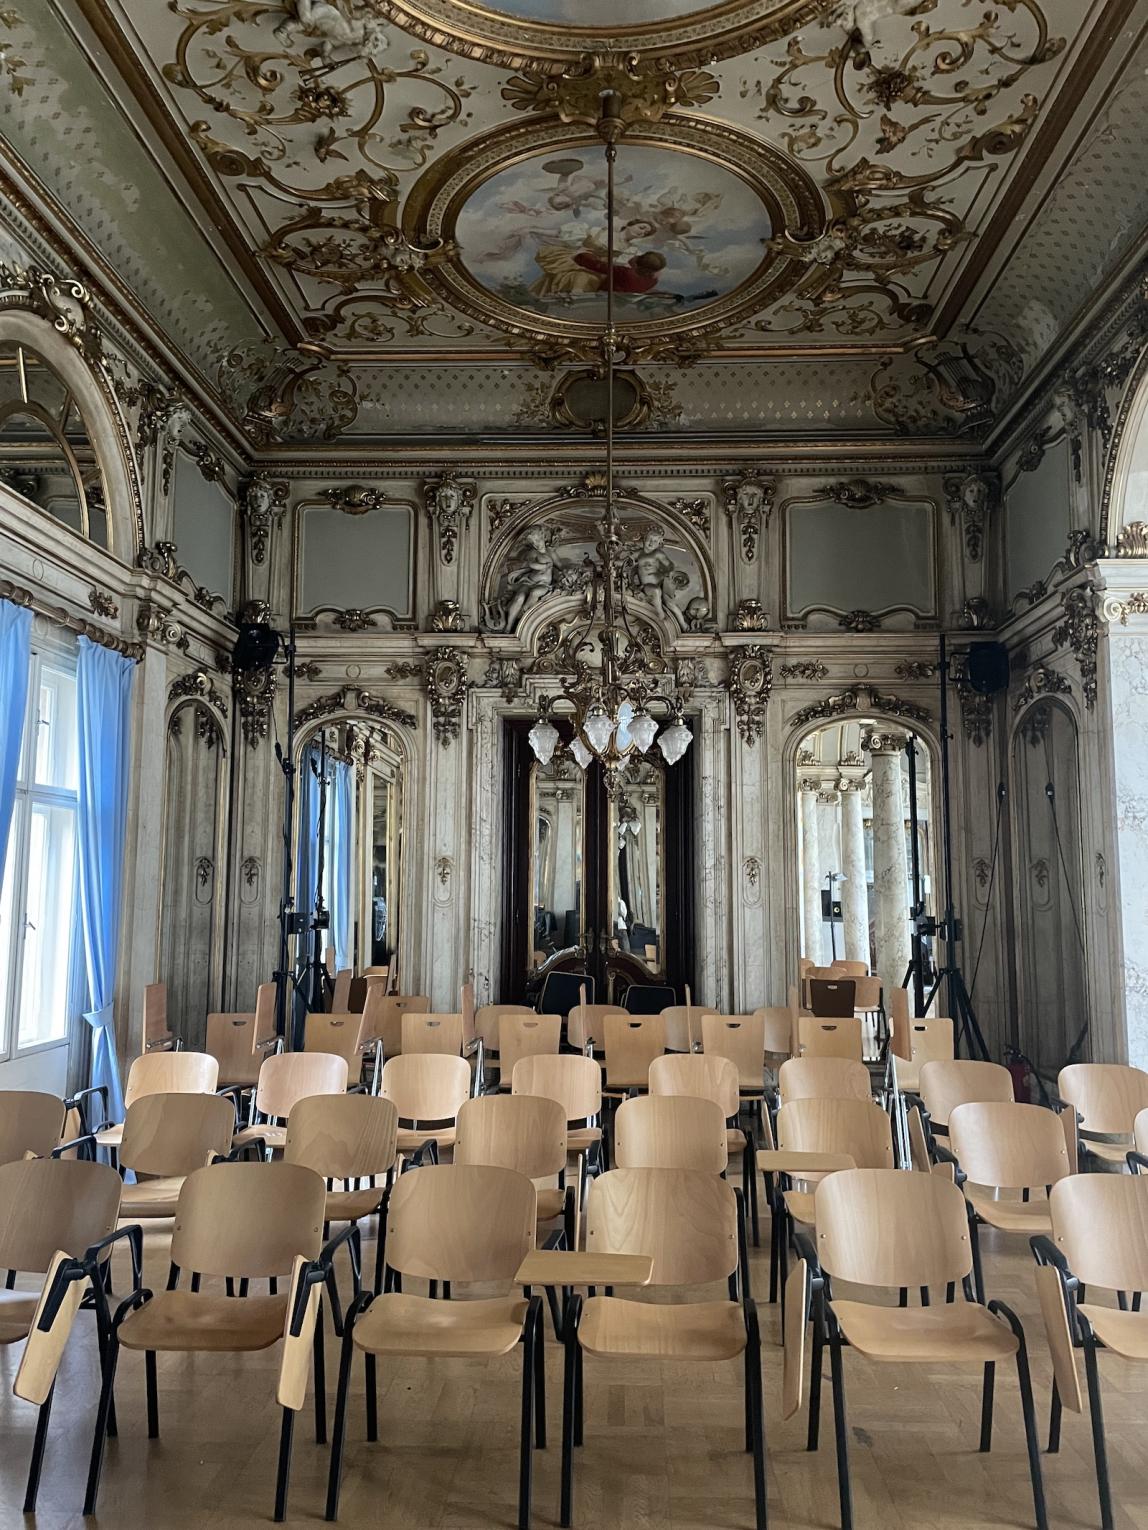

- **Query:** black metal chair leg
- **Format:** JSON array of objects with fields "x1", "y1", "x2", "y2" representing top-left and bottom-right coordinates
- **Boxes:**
[
  {"x1": 145, "y1": 1349, "x2": 159, "y2": 1438},
  {"x1": 314, "y1": 1307, "x2": 327, "y2": 1445},
  {"x1": 743, "y1": 1139, "x2": 760, "y2": 1248},
  {"x1": 22, "y1": 1384, "x2": 55, "y2": 1512},
  {"x1": 1047, "y1": 1381, "x2": 1062, "y2": 1454},
  {"x1": 325, "y1": 1320, "x2": 358, "y2": 1521},
  {"x1": 574, "y1": 1342, "x2": 584, "y2": 1447},
  {"x1": 560, "y1": 1325, "x2": 577, "y2": 1527},
  {"x1": 767, "y1": 1188, "x2": 779, "y2": 1305},
  {"x1": 365, "y1": 1352, "x2": 378, "y2": 1442},
  {"x1": 533, "y1": 1303, "x2": 547, "y2": 1450},
  {"x1": 807, "y1": 1314, "x2": 823, "y2": 1452},
  {"x1": 326, "y1": 1264, "x2": 344, "y2": 1337},
  {"x1": 829, "y1": 1331, "x2": 853, "y2": 1530},
  {"x1": 747, "y1": 1308, "x2": 768, "y2": 1530},
  {"x1": 1015, "y1": 1336, "x2": 1048, "y2": 1530},
  {"x1": 1084, "y1": 1334, "x2": 1114, "y2": 1530},
  {"x1": 84, "y1": 1334, "x2": 121, "y2": 1515},
  {"x1": 273, "y1": 1406, "x2": 295, "y2": 1523},
  {"x1": 979, "y1": 1362, "x2": 994, "y2": 1452},
  {"x1": 518, "y1": 1312, "x2": 535, "y2": 1530},
  {"x1": 545, "y1": 1282, "x2": 563, "y2": 1341},
  {"x1": 969, "y1": 1216, "x2": 986, "y2": 1305}
]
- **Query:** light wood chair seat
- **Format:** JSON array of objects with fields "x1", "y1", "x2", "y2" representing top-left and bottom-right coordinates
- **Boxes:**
[
  {"x1": 830, "y1": 1298, "x2": 1020, "y2": 1363},
  {"x1": 725, "y1": 1126, "x2": 749, "y2": 1158},
  {"x1": 352, "y1": 1292, "x2": 530, "y2": 1358},
  {"x1": 1077, "y1": 1303, "x2": 1148, "y2": 1360},
  {"x1": 93, "y1": 1123, "x2": 125, "y2": 1150},
  {"x1": 119, "y1": 1177, "x2": 190, "y2": 1218},
  {"x1": 536, "y1": 1187, "x2": 567, "y2": 1221},
  {"x1": 782, "y1": 1189, "x2": 817, "y2": 1226},
  {"x1": 234, "y1": 1122, "x2": 287, "y2": 1150},
  {"x1": 0, "y1": 1290, "x2": 41, "y2": 1344},
  {"x1": 117, "y1": 1290, "x2": 289, "y2": 1353},
  {"x1": 567, "y1": 1125, "x2": 601, "y2": 1152},
  {"x1": 579, "y1": 1294, "x2": 747, "y2": 1361},
  {"x1": 965, "y1": 1187, "x2": 1052, "y2": 1234},
  {"x1": 326, "y1": 1185, "x2": 388, "y2": 1222},
  {"x1": 396, "y1": 1126, "x2": 456, "y2": 1153},
  {"x1": 1076, "y1": 1137, "x2": 1130, "y2": 1164}
]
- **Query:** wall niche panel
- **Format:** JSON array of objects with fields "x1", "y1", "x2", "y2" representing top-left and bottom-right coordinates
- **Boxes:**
[
  {"x1": 1005, "y1": 435, "x2": 1071, "y2": 599},
  {"x1": 784, "y1": 492, "x2": 936, "y2": 625},
  {"x1": 296, "y1": 497, "x2": 414, "y2": 622},
  {"x1": 171, "y1": 451, "x2": 235, "y2": 603},
  {"x1": 160, "y1": 702, "x2": 228, "y2": 1047}
]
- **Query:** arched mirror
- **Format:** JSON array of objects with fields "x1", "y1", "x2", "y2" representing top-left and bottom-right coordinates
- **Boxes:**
[
  {"x1": 1011, "y1": 701, "x2": 1088, "y2": 1073},
  {"x1": 0, "y1": 342, "x2": 108, "y2": 547},
  {"x1": 794, "y1": 718, "x2": 936, "y2": 993}
]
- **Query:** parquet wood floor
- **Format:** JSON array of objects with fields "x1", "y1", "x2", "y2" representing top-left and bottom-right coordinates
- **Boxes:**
[{"x1": 1, "y1": 1207, "x2": 1145, "y2": 1529}]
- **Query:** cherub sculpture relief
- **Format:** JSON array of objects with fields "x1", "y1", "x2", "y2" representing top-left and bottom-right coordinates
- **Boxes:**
[
  {"x1": 274, "y1": 0, "x2": 390, "y2": 63},
  {"x1": 629, "y1": 527, "x2": 688, "y2": 631},
  {"x1": 483, "y1": 526, "x2": 583, "y2": 632}
]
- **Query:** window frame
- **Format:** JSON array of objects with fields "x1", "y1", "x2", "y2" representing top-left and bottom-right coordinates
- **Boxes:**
[{"x1": 0, "y1": 632, "x2": 80, "y2": 1064}]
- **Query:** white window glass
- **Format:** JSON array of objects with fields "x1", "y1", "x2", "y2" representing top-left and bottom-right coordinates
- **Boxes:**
[
  {"x1": 34, "y1": 666, "x2": 78, "y2": 790},
  {"x1": 0, "y1": 818, "x2": 18, "y2": 1053},
  {"x1": 17, "y1": 801, "x2": 76, "y2": 1049}
]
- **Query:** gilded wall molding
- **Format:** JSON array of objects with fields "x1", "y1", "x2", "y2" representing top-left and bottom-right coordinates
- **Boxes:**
[{"x1": 727, "y1": 645, "x2": 772, "y2": 748}]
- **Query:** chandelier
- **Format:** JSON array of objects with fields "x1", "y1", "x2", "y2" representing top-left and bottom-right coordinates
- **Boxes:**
[{"x1": 527, "y1": 91, "x2": 693, "y2": 777}]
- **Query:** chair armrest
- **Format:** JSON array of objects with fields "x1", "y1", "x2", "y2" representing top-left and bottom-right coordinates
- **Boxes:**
[
  {"x1": 288, "y1": 1224, "x2": 364, "y2": 1338},
  {"x1": 51, "y1": 1132, "x2": 98, "y2": 1161},
  {"x1": 213, "y1": 1138, "x2": 267, "y2": 1163},
  {"x1": 407, "y1": 1140, "x2": 437, "y2": 1168},
  {"x1": 1030, "y1": 1233, "x2": 1075, "y2": 1283},
  {"x1": 1128, "y1": 1150, "x2": 1148, "y2": 1176},
  {"x1": 83, "y1": 1224, "x2": 144, "y2": 1292},
  {"x1": 756, "y1": 1150, "x2": 855, "y2": 1175},
  {"x1": 515, "y1": 1250, "x2": 653, "y2": 1288},
  {"x1": 64, "y1": 1085, "x2": 108, "y2": 1134},
  {"x1": 933, "y1": 1143, "x2": 966, "y2": 1186}
]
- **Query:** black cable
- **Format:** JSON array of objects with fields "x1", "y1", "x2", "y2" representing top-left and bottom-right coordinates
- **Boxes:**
[
  {"x1": 1041, "y1": 731, "x2": 1090, "y2": 1067},
  {"x1": 966, "y1": 782, "x2": 1005, "y2": 1006}
]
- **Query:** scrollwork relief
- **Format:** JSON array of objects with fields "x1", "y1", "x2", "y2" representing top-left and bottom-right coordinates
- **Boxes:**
[
  {"x1": 1052, "y1": 586, "x2": 1100, "y2": 712},
  {"x1": 1013, "y1": 665, "x2": 1070, "y2": 713},
  {"x1": 295, "y1": 686, "x2": 417, "y2": 732},
  {"x1": 727, "y1": 645, "x2": 772, "y2": 748}
]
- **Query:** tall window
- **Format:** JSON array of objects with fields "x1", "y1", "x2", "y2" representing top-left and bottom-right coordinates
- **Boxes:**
[{"x1": 0, "y1": 646, "x2": 79, "y2": 1059}]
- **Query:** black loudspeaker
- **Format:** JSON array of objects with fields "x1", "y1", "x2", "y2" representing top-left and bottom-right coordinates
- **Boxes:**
[
  {"x1": 232, "y1": 621, "x2": 280, "y2": 672},
  {"x1": 965, "y1": 640, "x2": 1010, "y2": 696}
]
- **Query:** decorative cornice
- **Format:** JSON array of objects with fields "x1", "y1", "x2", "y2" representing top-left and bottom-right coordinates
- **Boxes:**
[
  {"x1": 168, "y1": 669, "x2": 228, "y2": 716},
  {"x1": 0, "y1": 578, "x2": 141, "y2": 660},
  {"x1": 821, "y1": 478, "x2": 902, "y2": 508},
  {"x1": 790, "y1": 686, "x2": 930, "y2": 732},
  {"x1": 295, "y1": 686, "x2": 417, "y2": 733},
  {"x1": 1013, "y1": 663, "x2": 1071, "y2": 712},
  {"x1": 781, "y1": 660, "x2": 829, "y2": 682}
]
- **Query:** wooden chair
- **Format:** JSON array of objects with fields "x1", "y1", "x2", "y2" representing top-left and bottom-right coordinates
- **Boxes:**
[
  {"x1": 285, "y1": 1093, "x2": 399, "y2": 1295},
  {"x1": 601, "y1": 1014, "x2": 664, "y2": 1098},
  {"x1": 93, "y1": 1051, "x2": 219, "y2": 1152},
  {"x1": 376, "y1": 993, "x2": 431, "y2": 1059},
  {"x1": 499, "y1": 1014, "x2": 561, "y2": 1086},
  {"x1": 1032, "y1": 1173, "x2": 1148, "y2": 1530},
  {"x1": 2, "y1": 1155, "x2": 127, "y2": 1511},
  {"x1": 456, "y1": 1093, "x2": 574, "y2": 1264},
  {"x1": 560, "y1": 1168, "x2": 765, "y2": 1530},
  {"x1": 613, "y1": 1094, "x2": 727, "y2": 1173},
  {"x1": 329, "y1": 968, "x2": 353, "y2": 1014},
  {"x1": 889, "y1": 1016, "x2": 954, "y2": 1094},
  {"x1": 567, "y1": 1002, "x2": 626, "y2": 1053},
  {"x1": 660, "y1": 1001, "x2": 696, "y2": 1053},
  {"x1": 476, "y1": 1002, "x2": 535, "y2": 1060},
  {"x1": 205, "y1": 982, "x2": 280, "y2": 1089},
  {"x1": 512, "y1": 1053, "x2": 603, "y2": 1182},
  {"x1": 791, "y1": 1168, "x2": 1046, "y2": 1530},
  {"x1": 701, "y1": 1013, "x2": 768, "y2": 1100},
  {"x1": 797, "y1": 1016, "x2": 864, "y2": 1062},
  {"x1": 233, "y1": 1053, "x2": 349, "y2": 1152},
  {"x1": 0, "y1": 1091, "x2": 65, "y2": 1165},
  {"x1": 85, "y1": 1160, "x2": 339, "y2": 1523},
  {"x1": 401, "y1": 1011, "x2": 464, "y2": 1056},
  {"x1": 918, "y1": 1058, "x2": 1014, "y2": 1133},
  {"x1": 808, "y1": 979, "x2": 856, "y2": 1019},
  {"x1": 304, "y1": 1011, "x2": 380, "y2": 1090},
  {"x1": 778, "y1": 1056, "x2": 872, "y2": 1105},
  {"x1": 649, "y1": 1051, "x2": 760, "y2": 1245},
  {"x1": 851, "y1": 975, "x2": 884, "y2": 1050},
  {"x1": 755, "y1": 1007, "x2": 793, "y2": 1059},
  {"x1": 114, "y1": 1092, "x2": 237, "y2": 1221},
  {"x1": 830, "y1": 960, "x2": 868, "y2": 977},
  {"x1": 325, "y1": 1164, "x2": 544, "y2": 1529},
  {"x1": 788, "y1": 983, "x2": 811, "y2": 1056},
  {"x1": 947, "y1": 1100, "x2": 1072, "y2": 1301},
  {"x1": 1057, "y1": 1062, "x2": 1148, "y2": 1168},
  {"x1": 142, "y1": 982, "x2": 178, "y2": 1052},
  {"x1": 380, "y1": 1052, "x2": 471, "y2": 1161}
]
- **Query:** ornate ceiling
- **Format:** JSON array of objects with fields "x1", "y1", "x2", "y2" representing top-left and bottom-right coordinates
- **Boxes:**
[{"x1": 2, "y1": 0, "x2": 1145, "y2": 438}]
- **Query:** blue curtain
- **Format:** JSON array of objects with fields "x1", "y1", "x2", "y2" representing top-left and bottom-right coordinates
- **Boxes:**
[
  {"x1": 75, "y1": 638, "x2": 134, "y2": 1123},
  {"x1": 295, "y1": 740, "x2": 321, "y2": 953},
  {"x1": 327, "y1": 759, "x2": 354, "y2": 972},
  {"x1": 0, "y1": 600, "x2": 32, "y2": 880}
]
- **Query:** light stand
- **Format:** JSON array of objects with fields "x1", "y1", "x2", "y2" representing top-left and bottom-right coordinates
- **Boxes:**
[
  {"x1": 303, "y1": 732, "x2": 332, "y2": 1014},
  {"x1": 272, "y1": 625, "x2": 303, "y2": 1046},
  {"x1": 902, "y1": 733, "x2": 929, "y2": 1016},
  {"x1": 825, "y1": 870, "x2": 841, "y2": 960}
]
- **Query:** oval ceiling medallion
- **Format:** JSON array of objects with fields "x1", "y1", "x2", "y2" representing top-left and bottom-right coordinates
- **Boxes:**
[
  {"x1": 369, "y1": 0, "x2": 837, "y2": 70},
  {"x1": 402, "y1": 116, "x2": 824, "y2": 351}
]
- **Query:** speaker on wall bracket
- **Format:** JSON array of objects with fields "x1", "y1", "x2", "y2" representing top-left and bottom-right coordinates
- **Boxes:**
[{"x1": 964, "y1": 640, "x2": 1010, "y2": 696}]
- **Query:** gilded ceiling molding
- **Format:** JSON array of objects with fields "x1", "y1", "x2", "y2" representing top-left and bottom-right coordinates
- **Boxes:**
[
  {"x1": 217, "y1": 343, "x2": 359, "y2": 443},
  {"x1": 722, "y1": 471, "x2": 773, "y2": 563},
  {"x1": 733, "y1": 598, "x2": 769, "y2": 632},
  {"x1": 502, "y1": 54, "x2": 719, "y2": 128},
  {"x1": 728, "y1": 645, "x2": 773, "y2": 748}
]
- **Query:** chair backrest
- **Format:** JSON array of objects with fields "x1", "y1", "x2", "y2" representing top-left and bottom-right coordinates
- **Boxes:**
[
  {"x1": 602, "y1": 1013, "x2": 665, "y2": 1090},
  {"x1": 254, "y1": 981, "x2": 278, "y2": 1046},
  {"x1": 892, "y1": 1018, "x2": 955, "y2": 1092},
  {"x1": 142, "y1": 982, "x2": 172, "y2": 1050},
  {"x1": 700, "y1": 1013, "x2": 767, "y2": 1091},
  {"x1": 0, "y1": 1156, "x2": 122, "y2": 1273},
  {"x1": 378, "y1": 993, "x2": 431, "y2": 1058},
  {"x1": 1050, "y1": 1172, "x2": 1148, "y2": 1292},
  {"x1": 948, "y1": 1100, "x2": 1071, "y2": 1191},
  {"x1": 778, "y1": 1055, "x2": 872, "y2": 1104},
  {"x1": 384, "y1": 1163, "x2": 536, "y2": 1284},
  {"x1": 498, "y1": 1013, "x2": 561, "y2": 1078},
  {"x1": 1058, "y1": 1063, "x2": 1148, "y2": 1139},
  {"x1": 255, "y1": 1052, "x2": 349, "y2": 1121},
  {"x1": 797, "y1": 1016, "x2": 863, "y2": 1061},
  {"x1": 0, "y1": 1090, "x2": 65, "y2": 1165},
  {"x1": 119, "y1": 1092, "x2": 236, "y2": 1177},
  {"x1": 851, "y1": 976, "x2": 883, "y2": 1012},
  {"x1": 303, "y1": 1011, "x2": 367, "y2": 1066},
  {"x1": 613, "y1": 1095, "x2": 727, "y2": 1173},
  {"x1": 380, "y1": 1052, "x2": 470, "y2": 1123},
  {"x1": 648, "y1": 1051, "x2": 740, "y2": 1119},
  {"x1": 808, "y1": 980, "x2": 857, "y2": 1019},
  {"x1": 284, "y1": 1092, "x2": 398, "y2": 1180},
  {"x1": 329, "y1": 969, "x2": 353, "y2": 1014},
  {"x1": 830, "y1": 961, "x2": 869, "y2": 977},
  {"x1": 401, "y1": 1011, "x2": 464, "y2": 1056},
  {"x1": 815, "y1": 1168, "x2": 974, "y2": 1289},
  {"x1": 124, "y1": 1050, "x2": 219, "y2": 1109},
  {"x1": 568, "y1": 1003, "x2": 626, "y2": 1051},
  {"x1": 918, "y1": 1058, "x2": 1013, "y2": 1127},
  {"x1": 755, "y1": 1007, "x2": 793, "y2": 1057},
  {"x1": 206, "y1": 1011, "x2": 261, "y2": 1085},
  {"x1": 659, "y1": 1004, "x2": 695, "y2": 1053},
  {"x1": 475, "y1": 1003, "x2": 535, "y2": 1053},
  {"x1": 455, "y1": 1093, "x2": 567, "y2": 1180},
  {"x1": 585, "y1": 1167, "x2": 738, "y2": 1287},
  {"x1": 777, "y1": 1097, "x2": 894, "y2": 1170},
  {"x1": 511, "y1": 1052, "x2": 601, "y2": 1123},
  {"x1": 888, "y1": 985, "x2": 911, "y2": 1059},
  {"x1": 171, "y1": 1162, "x2": 325, "y2": 1279}
]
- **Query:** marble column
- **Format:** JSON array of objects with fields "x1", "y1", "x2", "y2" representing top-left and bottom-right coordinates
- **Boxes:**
[
  {"x1": 799, "y1": 780, "x2": 823, "y2": 964},
  {"x1": 866, "y1": 731, "x2": 911, "y2": 992},
  {"x1": 816, "y1": 788, "x2": 841, "y2": 960},
  {"x1": 839, "y1": 781, "x2": 870, "y2": 965}
]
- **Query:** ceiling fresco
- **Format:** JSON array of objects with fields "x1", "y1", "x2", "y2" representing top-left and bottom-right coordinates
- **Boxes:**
[{"x1": 0, "y1": 0, "x2": 1143, "y2": 438}]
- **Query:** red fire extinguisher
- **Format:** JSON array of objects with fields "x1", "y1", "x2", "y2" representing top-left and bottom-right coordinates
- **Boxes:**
[{"x1": 1005, "y1": 1047, "x2": 1033, "y2": 1103}]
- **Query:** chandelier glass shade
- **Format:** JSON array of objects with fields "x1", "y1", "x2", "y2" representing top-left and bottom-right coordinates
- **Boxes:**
[{"x1": 527, "y1": 91, "x2": 692, "y2": 778}]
